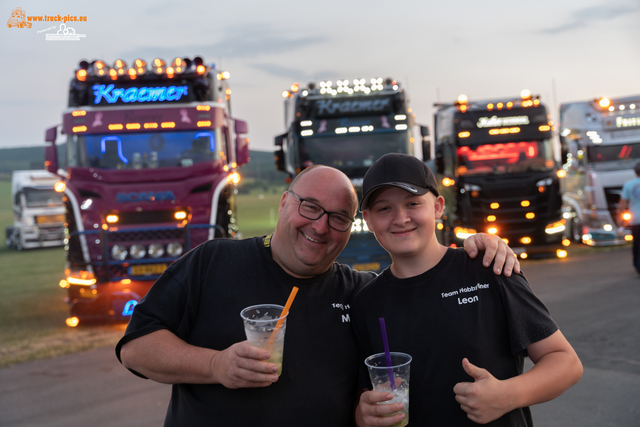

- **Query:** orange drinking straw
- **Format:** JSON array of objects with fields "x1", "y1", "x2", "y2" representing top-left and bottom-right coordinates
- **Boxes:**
[{"x1": 267, "y1": 286, "x2": 299, "y2": 346}]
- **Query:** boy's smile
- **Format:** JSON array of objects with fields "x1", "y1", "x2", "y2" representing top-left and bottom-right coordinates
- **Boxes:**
[{"x1": 364, "y1": 186, "x2": 446, "y2": 274}]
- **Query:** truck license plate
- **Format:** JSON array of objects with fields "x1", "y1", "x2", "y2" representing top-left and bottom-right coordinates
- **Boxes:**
[
  {"x1": 130, "y1": 263, "x2": 168, "y2": 276},
  {"x1": 352, "y1": 262, "x2": 380, "y2": 271},
  {"x1": 36, "y1": 214, "x2": 65, "y2": 224}
]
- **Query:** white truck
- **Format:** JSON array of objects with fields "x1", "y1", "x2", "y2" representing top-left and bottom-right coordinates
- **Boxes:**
[
  {"x1": 5, "y1": 170, "x2": 65, "y2": 250},
  {"x1": 559, "y1": 95, "x2": 640, "y2": 245}
]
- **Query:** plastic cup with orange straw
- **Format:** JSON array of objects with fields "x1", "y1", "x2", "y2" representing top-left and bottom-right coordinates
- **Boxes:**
[{"x1": 240, "y1": 286, "x2": 299, "y2": 375}]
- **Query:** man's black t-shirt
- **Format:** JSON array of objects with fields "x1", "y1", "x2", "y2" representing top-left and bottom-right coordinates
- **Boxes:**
[
  {"x1": 116, "y1": 237, "x2": 375, "y2": 427},
  {"x1": 351, "y1": 248, "x2": 558, "y2": 426}
]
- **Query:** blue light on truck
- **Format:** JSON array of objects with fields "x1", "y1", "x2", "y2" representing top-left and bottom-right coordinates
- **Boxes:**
[
  {"x1": 100, "y1": 136, "x2": 128, "y2": 164},
  {"x1": 92, "y1": 83, "x2": 189, "y2": 104},
  {"x1": 194, "y1": 132, "x2": 215, "y2": 151},
  {"x1": 122, "y1": 300, "x2": 138, "y2": 316},
  {"x1": 116, "y1": 190, "x2": 177, "y2": 203}
]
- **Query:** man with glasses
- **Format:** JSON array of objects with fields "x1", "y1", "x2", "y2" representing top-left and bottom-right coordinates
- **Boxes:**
[{"x1": 117, "y1": 165, "x2": 519, "y2": 426}]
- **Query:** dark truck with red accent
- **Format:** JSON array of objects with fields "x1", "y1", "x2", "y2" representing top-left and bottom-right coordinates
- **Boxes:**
[{"x1": 433, "y1": 92, "x2": 567, "y2": 259}]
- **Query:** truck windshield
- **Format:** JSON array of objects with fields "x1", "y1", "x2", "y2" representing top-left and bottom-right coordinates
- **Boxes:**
[
  {"x1": 24, "y1": 189, "x2": 64, "y2": 207},
  {"x1": 300, "y1": 131, "x2": 410, "y2": 178},
  {"x1": 587, "y1": 142, "x2": 640, "y2": 163},
  {"x1": 457, "y1": 139, "x2": 554, "y2": 176},
  {"x1": 68, "y1": 130, "x2": 219, "y2": 169}
]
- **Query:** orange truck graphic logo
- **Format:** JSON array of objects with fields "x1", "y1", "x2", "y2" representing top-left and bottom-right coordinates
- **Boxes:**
[{"x1": 7, "y1": 7, "x2": 32, "y2": 28}]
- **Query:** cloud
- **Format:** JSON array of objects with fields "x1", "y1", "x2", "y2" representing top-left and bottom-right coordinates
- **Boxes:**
[
  {"x1": 540, "y1": 4, "x2": 636, "y2": 34},
  {"x1": 118, "y1": 23, "x2": 326, "y2": 62},
  {"x1": 248, "y1": 63, "x2": 311, "y2": 81},
  {"x1": 207, "y1": 24, "x2": 325, "y2": 58}
]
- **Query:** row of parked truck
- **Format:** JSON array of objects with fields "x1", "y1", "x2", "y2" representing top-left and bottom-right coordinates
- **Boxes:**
[{"x1": 6, "y1": 55, "x2": 638, "y2": 326}]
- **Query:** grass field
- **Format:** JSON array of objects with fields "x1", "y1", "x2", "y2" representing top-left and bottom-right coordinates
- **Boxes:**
[{"x1": 0, "y1": 180, "x2": 281, "y2": 368}]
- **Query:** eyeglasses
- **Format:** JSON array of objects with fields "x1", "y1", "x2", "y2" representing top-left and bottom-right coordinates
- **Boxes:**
[{"x1": 287, "y1": 190, "x2": 354, "y2": 232}]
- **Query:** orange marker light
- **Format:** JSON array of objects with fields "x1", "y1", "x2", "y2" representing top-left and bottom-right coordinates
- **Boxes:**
[
  {"x1": 66, "y1": 317, "x2": 80, "y2": 328},
  {"x1": 76, "y1": 69, "x2": 87, "y2": 81}
]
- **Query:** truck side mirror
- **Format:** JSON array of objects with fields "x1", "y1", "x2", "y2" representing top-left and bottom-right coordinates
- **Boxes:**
[
  {"x1": 434, "y1": 145, "x2": 445, "y2": 174},
  {"x1": 422, "y1": 140, "x2": 431, "y2": 161},
  {"x1": 44, "y1": 126, "x2": 59, "y2": 174},
  {"x1": 45, "y1": 126, "x2": 57, "y2": 143},
  {"x1": 561, "y1": 147, "x2": 568, "y2": 166},
  {"x1": 233, "y1": 119, "x2": 249, "y2": 166},
  {"x1": 235, "y1": 136, "x2": 249, "y2": 166},
  {"x1": 234, "y1": 119, "x2": 248, "y2": 135},
  {"x1": 274, "y1": 148, "x2": 285, "y2": 172},
  {"x1": 420, "y1": 125, "x2": 430, "y2": 137}
]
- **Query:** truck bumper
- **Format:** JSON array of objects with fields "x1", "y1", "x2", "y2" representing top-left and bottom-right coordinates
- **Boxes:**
[
  {"x1": 66, "y1": 279, "x2": 154, "y2": 324},
  {"x1": 582, "y1": 227, "x2": 631, "y2": 246}
]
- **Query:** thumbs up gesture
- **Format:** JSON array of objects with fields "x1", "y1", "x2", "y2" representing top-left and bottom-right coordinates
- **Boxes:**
[{"x1": 453, "y1": 358, "x2": 513, "y2": 424}]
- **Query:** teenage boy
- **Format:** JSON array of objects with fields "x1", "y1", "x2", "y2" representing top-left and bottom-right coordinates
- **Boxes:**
[{"x1": 352, "y1": 153, "x2": 583, "y2": 427}]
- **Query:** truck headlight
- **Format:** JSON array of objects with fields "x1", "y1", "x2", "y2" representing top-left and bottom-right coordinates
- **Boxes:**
[
  {"x1": 167, "y1": 241, "x2": 183, "y2": 257},
  {"x1": 111, "y1": 244, "x2": 128, "y2": 261},
  {"x1": 148, "y1": 243, "x2": 165, "y2": 258},
  {"x1": 535, "y1": 177, "x2": 553, "y2": 187},
  {"x1": 545, "y1": 219, "x2": 566, "y2": 234},
  {"x1": 350, "y1": 218, "x2": 369, "y2": 233},
  {"x1": 130, "y1": 244, "x2": 146, "y2": 259}
]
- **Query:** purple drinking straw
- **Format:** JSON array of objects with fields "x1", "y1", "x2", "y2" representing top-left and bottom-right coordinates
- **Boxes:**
[{"x1": 379, "y1": 317, "x2": 396, "y2": 390}]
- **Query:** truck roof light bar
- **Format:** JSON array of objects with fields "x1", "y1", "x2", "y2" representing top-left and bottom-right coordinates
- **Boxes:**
[
  {"x1": 193, "y1": 56, "x2": 206, "y2": 75},
  {"x1": 133, "y1": 59, "x2": 148, "y2": 76},
  {"x1": 171, "y1": 57, "x2": 186, "y2": 74},
  {"x1": 152, "y1": 58, "x2": 166, "y2": 75},
  {"x1": 114, "y1": 59, "x2": 128, "y2": 76},
  {"x1": 76, "y1": 60, "x2": 89, "y2": 81},
  {"x1": 91, "y1": 60, "x2": 109, "y2": 77},
  {"x1": 306, "y1": 77, "x2": 398, "y2": 96}
]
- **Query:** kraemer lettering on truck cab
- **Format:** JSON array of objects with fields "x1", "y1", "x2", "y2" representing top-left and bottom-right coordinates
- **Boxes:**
[{"x1": 44, "y1": 56, "x2": 250, "y2": 327}]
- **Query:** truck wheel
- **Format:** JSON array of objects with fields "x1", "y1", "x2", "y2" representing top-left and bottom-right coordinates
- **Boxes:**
[
  {"x1": 13, "y1": 229, "x2": 23, "y2": 250},
  {"x1": 571, "y1": 215, "x2": 583, "y2": 244},
  {"x1": 5, "y1": 227, "x2": 15, "y2": 249}
]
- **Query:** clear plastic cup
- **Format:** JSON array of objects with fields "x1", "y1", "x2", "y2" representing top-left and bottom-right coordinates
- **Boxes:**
[
  {"x1": 365, "y1": 352, "x2": 412, "y2": 427},
  {"x1": 240, "y1": 304, "x2": 288, "y2": 375}
]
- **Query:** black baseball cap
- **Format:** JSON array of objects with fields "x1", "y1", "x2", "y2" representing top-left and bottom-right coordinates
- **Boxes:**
[{"x1": 359, "y1": 153, "x2": 440, "y2": 211}]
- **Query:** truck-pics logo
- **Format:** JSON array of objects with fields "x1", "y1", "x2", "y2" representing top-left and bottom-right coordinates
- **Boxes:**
[
  {"x1": 7, "y1": 7, "x2": 87, "y2": 41},
  {"x1": 45, "y1": 23, "x2": 86, "y2": 41},
  {"x1": 7, "y1": 7, "x2": 31, "y2": 28}
]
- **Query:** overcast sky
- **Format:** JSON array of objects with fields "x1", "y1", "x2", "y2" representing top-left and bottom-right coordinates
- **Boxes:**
[{"x1": 2, "y1": 0, "x2": 639, "y2": 154}]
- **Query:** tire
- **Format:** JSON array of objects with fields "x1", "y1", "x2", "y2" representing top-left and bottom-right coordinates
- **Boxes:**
[
  {"x1": 571, "y1": 214, "x2": 583, "y2": 244},
  {"x1": 6, "y1": 227, "x2": 16, "y2": 249}
]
